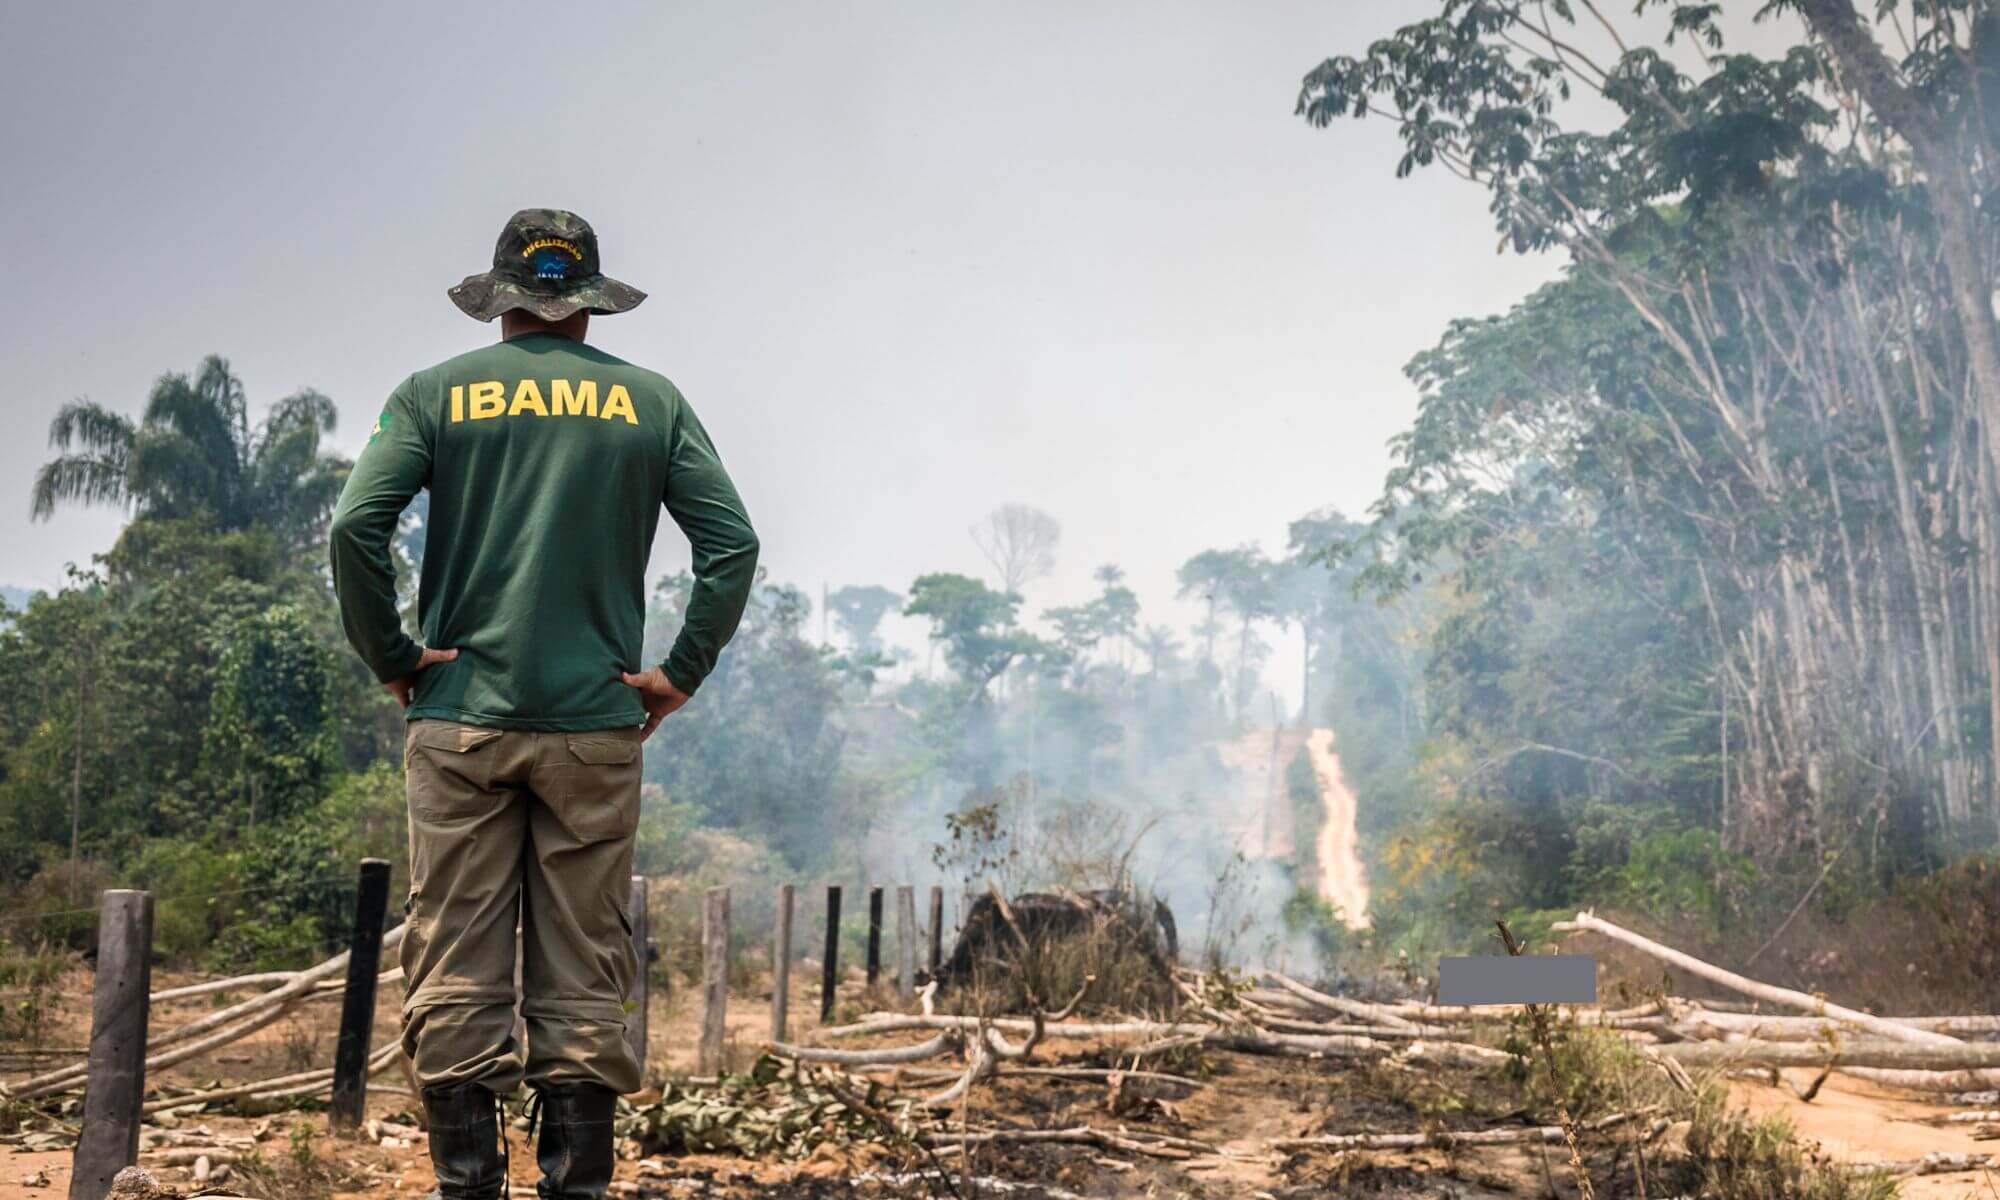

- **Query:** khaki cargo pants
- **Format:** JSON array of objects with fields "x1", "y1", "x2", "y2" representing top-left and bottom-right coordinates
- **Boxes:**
[{"x1": 400, "y1": 719, "x2": 644, "y2": 1095}]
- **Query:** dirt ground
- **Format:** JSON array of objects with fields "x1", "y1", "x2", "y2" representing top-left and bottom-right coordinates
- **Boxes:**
[
  {"x1": 1725, "y1": 1070, "x2": 2000, "y2": 1200},
  {"x1": 6, "y1": 962, "x2": 2000, "y2": 1198}
]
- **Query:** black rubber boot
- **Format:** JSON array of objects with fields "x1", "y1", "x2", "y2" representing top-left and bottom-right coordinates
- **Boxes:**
[
  {"x1": 421, "y1": 1084, "x2": 507, "y2": 1200},
  {"x1": 531, "y1": 1083, "x2": 618, "y2": 1200}
]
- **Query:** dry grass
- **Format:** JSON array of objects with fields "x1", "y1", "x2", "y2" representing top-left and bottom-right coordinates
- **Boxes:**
[
  {"x1": 946, "y1": 894, "x2": 1180, "y2": 1020},
  {"x1": 230, "y1": 1120, "x2": 367, "y2": 1200},
  {"x1": 1675, "y1": 1097, "x2": 1899, "y2": 1200},
  {"x1": 1522, "y1": 1022, "x2": 1897, "y2": 1200}
]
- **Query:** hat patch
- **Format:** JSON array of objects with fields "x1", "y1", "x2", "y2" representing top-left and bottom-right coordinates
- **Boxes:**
[{"x1": 522, "y1": 237, "x2": 582, "y2": 280}]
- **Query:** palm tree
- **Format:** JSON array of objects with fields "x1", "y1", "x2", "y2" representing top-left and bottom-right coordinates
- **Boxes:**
[
  {"x1": 1137, "y1": 625, "x2": 1181, "y2": 677},
  {"x1": 33, "y1": 356, "x2": 349, "y2": 555},
  {"x1": 1177, "y1": 545, "x2": 1273, "y2": 719}
]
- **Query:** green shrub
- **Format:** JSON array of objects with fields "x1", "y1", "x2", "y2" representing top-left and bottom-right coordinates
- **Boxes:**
[
  {"x1": 127, "y1": 839, "x2": 241, "y2": 961},
  {"x1": 3, "y1": 861, "x2": 115, "y2": 950},
  {"x1": 1600, "y1": 829, "x2": 1754, "y2": 927}
]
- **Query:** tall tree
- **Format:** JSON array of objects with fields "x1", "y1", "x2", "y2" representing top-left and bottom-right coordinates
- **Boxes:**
[
  {"x1": 204, "y1": 604, "x2": 340, "y2": 832},
  {"x1": 32, "y1": 355, "x2": 349, "y2": 557},
  {"x1": 1179, "y1": 545, "x2": 1273, "y2": 718},
  {"x1": 1176, "y1": 550, "x2": 1233, "y2": 668},
  {"x1": 1791, "y1": 0, "x2": 2000, "y2": 480},
  {"x1": 1297, "y1": 0, "x2": 2000, "y2": 851},
  {"x1": 971, "y1": 504, "x2": 1061, "y2": 601},
  {"x1": 827, "y1": 584, "x2": 903, "y2": 655},
  {"x1": 905, "y1": 573, "x2": 1043, "y2": 698},
  {"x1": 1091, "y1": 564, "x2": 1141, "y2": 670}
]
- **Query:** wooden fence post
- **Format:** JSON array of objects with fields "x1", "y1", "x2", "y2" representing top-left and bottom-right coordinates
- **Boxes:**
[
  {"x1": 625, "y1": 876, "x2": 649, "y2": 1074},
  {"x1": 71, "y1": 890, "x2": 152, "y2": 1200},
  {"x1": 820, "y1": 885, "x2": 841, "y2": 1022},
  {"x1": 927, "y1": 885, "x2": 945, "y2": 977},
  {"x1": 895, "y1": 885, "x2": 916, "y2": 1000},
  {"x1": 330, "y1": 859, "x2": 390, "y2": 1130},
  {"x1": 866, "y1": 886, "x2": 884, "y2": 989},
  {"x1": 770, "y1": 884, "x2": 794, "y2": 1043},
  {"x1": 697, "y1": 886, "x2": 729, "y2": 1075}
]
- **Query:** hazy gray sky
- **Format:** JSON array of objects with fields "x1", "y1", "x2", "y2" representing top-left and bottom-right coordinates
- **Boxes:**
[{"x1": 2, "y1": 2, "x2": 1563, "y2": 689}]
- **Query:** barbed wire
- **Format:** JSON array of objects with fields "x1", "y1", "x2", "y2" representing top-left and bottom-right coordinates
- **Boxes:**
[{"x1": 0, "y1": 864, "x2": 369, "y2": 930}]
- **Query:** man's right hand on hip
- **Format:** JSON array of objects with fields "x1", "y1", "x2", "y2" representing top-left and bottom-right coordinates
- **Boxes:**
[{"x1": 619, "y1": 666, "x2": 691, "y2": 740}]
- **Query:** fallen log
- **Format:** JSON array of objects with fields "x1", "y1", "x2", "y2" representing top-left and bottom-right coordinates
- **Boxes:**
[
  {"x1": 148, "y1": 972, "x2": 299, "y2": 1004},
  {"x1": 923, "y1": 1031, "x2": 997, "y2": 1108},
  {"x1": 1266, "y1": 973, "x2": 1421, "y2": 1032},
  {"x1": 1901, "y1": 1015, "x2": 2000, "y2": 1035},
  {"x1": 24, "y1": 994, "x2": 371, "y2": 1101},
  {"x1": 241, "y1": 1042, "x2": 405, "y2": 1101},
  {"x1": 856, "y1": 1065, "x2": 1207, "y2": 1091},
  {"x1": 1127, "y1": 1033, "x2": 1209, "y2": 1058},
  {"x1": 143, "y1": 1041, "x2": 401, "y2": 1114},
  {"x1": 1375, "y1": 999, "x2": 1666, "y2": 1023},
  {"x1": 984, "y1": 1066, "x2": 1205, "y2": 1090},
  {"x1": 148, "y1": 922, "x2": 407, "y2": 1053},
  {"x1": 13, "y1": 1007, "x2": 281, "y2": 1101},
  {"x1": 821, "y1": 1014, "x2": 1215, "y2": 1041},
  {"x1": 1273, "y1": 1110, "x2": 1638, "y2": 1152},
  {"x1": 1206, "y1": 1027, "x2": 1389, "y2": 1058},
  {"x1": 147, "y1": 968, "x2": 406, "y2": 1005},
  {"x1": 1396, "y1": 1039, "x2": 1514, "y2": 1069},
  {"x1": 1553, "y1": 913, "x2": 1958, "y2": 1046},
  {"x1": 1671, "y1": 1007, "x2": 2000, "y2": 1042},
  {"x1": 1242, "y1": 988, "x2": 1334, "y2": 1017},
  {"x1": 4, "y1": 923, "x2": 408, "y2": 1099},
  {"x1": 921, "y1": 1124, "x2": 1219, "y2": 1160},
  {"x1": 145, "y1": 1066, "x2": 333, "y2": 1116},
  {"x1": 1274, "y1": 1126, "x2": 1568, "y2": 1151},
  {"x1": 766, "y1": 1033, "x2": 957, "y2": 1066},
  {"x1": 1253, "y1": 1016, "x2": 1426, "y2": 1039},
  {"x1": 1837, "y1": 1067, "x2": 2000, "y2": 1091},
  {"x1": 1653, "y1": 1041, "x2": 2000, "y2": 1071},
  {"x1": 1842, "y1": 1152, "x2": 1994, "y2": 1178}
]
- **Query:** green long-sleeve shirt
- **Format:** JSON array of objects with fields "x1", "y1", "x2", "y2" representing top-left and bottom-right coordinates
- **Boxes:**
[{"x1": 329, "y1": 333, "x2": 758, "y2": 730}]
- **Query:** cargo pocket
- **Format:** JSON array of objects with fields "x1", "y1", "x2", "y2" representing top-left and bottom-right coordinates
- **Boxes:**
[
  {"x1": 406, "y1": 723, "x2": 506, "y2": 820},
  {"x1": 559, "y1": 733, "x2": 642, "y2": 843}
]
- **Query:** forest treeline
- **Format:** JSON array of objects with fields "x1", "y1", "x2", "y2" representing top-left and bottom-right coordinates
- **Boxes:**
[{"x1": 0, "y1": 356, "x2": 1366, "y2": 971}]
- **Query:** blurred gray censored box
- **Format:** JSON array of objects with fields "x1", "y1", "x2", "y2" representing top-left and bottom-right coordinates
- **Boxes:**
[{"x1": 1439, "y1": 955, "x2": 1596, "y2": 1005}]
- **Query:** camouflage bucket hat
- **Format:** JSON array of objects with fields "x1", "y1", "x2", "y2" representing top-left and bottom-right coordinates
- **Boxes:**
[{"x1": 448, "y1": 208, "x2": 646, "y2": 322}]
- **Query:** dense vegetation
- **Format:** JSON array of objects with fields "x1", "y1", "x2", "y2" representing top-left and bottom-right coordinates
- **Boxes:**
[
  {"x1": 0, "y1": 356, "x2": 1364, "y2": 971},
  {"x1": 1298, "y1": 0, "x2": 2000, "y2": 985}
]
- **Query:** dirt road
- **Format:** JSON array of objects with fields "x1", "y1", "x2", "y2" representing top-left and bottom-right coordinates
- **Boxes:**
[
  {"x1": 1302, "y1": 728, "x2": 1370, "y2": 928},
  {"x1": 1213, "y1": 726, "x2": 1370, "y2": 928}
]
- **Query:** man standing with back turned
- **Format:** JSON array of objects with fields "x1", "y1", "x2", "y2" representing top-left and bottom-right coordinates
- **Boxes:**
[{"x1": 330, "y1": 209, "x2": 758, "y2": 1200}]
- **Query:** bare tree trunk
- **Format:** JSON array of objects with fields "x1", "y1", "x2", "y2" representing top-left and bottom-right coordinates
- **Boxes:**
[
  {"x1": 1984, "y1": 459, "x2": 2000, "y2": 830},
  {"x1": 1798, "y1": 1, "x2": 2000, "y2": 479},
  {"x1": 1299, "y1": 623, "x2": 1313, "y2": 727},
  {"x1": 1845, "y1": 276, "x2": 1967, "y2": 821}
]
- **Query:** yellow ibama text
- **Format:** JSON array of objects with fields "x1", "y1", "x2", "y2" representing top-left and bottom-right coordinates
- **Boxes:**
[{"x1": 450, "y1": 380, "x2": 638, "y2": 425}]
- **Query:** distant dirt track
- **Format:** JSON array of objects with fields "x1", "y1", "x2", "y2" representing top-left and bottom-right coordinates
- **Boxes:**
[
  {"x1": 1213, "y1": 726, "x2": 1371, "y2": 929},
  {"x1": 1304, "y1": 728, "x2": 1370, "y2": 928}
]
